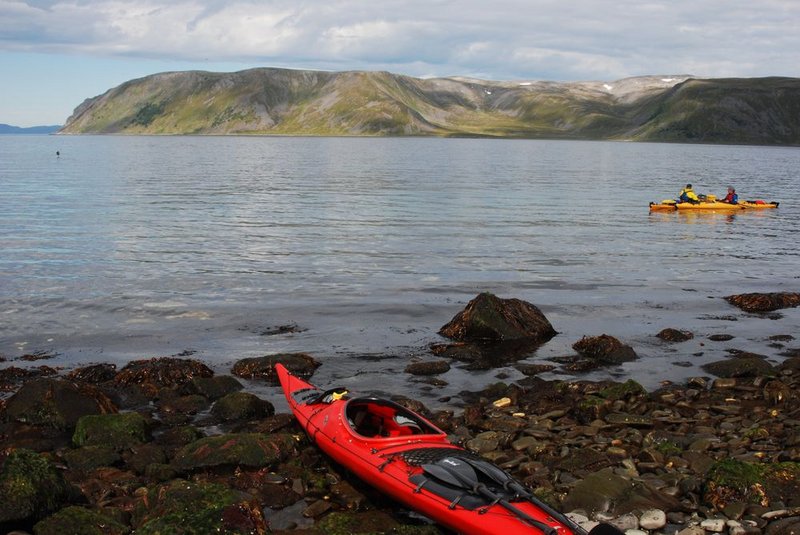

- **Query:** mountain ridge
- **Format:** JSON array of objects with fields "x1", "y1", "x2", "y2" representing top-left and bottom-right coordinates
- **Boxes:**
[
  {"x1": 0, "y1": 123, "x2": 61, "y2": 134},
  {"x1": 59, "y1": 68, "x2": 800, "y2": 145}
]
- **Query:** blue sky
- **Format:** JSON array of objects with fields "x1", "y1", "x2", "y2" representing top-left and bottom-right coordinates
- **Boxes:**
[{"x1": 2, "y1": 0, "x2": 798, "y2": 127}]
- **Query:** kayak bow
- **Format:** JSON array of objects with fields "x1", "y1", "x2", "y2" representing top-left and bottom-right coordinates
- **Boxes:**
[{"x1": 276, "y1": 363, "x2": 621, "y2": 535}]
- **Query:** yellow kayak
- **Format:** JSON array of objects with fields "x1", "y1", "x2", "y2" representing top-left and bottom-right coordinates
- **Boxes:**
[{"x1": 649, "y1": 200, "x2": 780, "y2": 212}]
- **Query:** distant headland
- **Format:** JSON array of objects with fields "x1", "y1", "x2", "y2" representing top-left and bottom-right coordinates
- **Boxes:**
[{"x1": 57, "y1": 68, "x2": 800, "y2": 145}]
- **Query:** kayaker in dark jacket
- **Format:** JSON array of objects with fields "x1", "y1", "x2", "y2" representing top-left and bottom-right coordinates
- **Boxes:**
[
  {"x1": 721, "y1": 186, "x2": 739, "y2": 204},
  {"x1": 678, "y1": 184, "x2": 701, "y2": 204}
]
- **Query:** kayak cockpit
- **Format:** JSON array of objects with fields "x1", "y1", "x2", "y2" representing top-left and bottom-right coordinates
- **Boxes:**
[{"x1": 345, "y1": 397, "x2": 442, "y2": 438}]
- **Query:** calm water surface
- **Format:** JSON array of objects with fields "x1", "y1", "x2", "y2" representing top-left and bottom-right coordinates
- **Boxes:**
[{"x1": 1, "y1": 136, "x2": 799, "y2": 406}]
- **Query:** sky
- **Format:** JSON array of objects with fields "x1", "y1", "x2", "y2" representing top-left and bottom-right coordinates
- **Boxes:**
[{"x1": 1, "y1": 0, "x2": 798, "y2": 127}]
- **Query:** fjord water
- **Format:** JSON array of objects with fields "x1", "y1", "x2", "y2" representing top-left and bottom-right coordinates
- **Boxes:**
[{"x1": 2, "y1": 135, "x2": 799, "y2": 405}]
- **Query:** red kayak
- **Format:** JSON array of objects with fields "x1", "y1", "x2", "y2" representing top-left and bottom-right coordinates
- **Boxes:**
[{"x1": 276, "y1": 363, "x2": 619, "y2": 535}]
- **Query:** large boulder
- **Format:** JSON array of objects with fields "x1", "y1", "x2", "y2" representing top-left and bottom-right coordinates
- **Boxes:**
[
  {"x1": 701, "y1": 356, "x2": 776, "y2": 378},
  {"x1": 183, "y1": 375, "x2": 243, "y2": 400},
  {"x1": 2, "y1": 378, "x2": 116, "y2": 430},
  {"x1": 172, "y1": 433, "x2": 296, "y2": 471},
  {"x1": 114, "y1": 357, "x2": 213, "y2": 395},
  {"x1": 130, "y1": 479, "x2": 260, "y2": 534},
  {"x1": 72, "y1": 412, "x2": 149, "y2": 450},
  {"x1": 724, "y1": 292, "x2": 800, "y2": 313},
  {"x1": 33, "y1": 506, "x2": 129, "y2": 535},
  {"x1": 0, "y1": 448, "x2": 81, "y2": 524},
  {"x1": 439, "y1": 292, "x2": 557, "y2": 343},
  {"x1": 210, "y1": 392, "x2": 274, "y2": 422},
  {"x1": 572, "y1": 334, "x2": 637, "y2": 364},
  {"x1": 231, "y1": 352, "x2": 320, "y2": 383},
  {"x1": 561, "y1": 467, "x2": 684, "y2": 516}
]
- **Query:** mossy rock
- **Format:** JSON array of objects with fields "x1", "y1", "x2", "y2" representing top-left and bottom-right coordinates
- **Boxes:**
[
  {"x1": 186, "y1": 375, "x2": 243, "y2": 400},
  {"x1": 62, "y1": 445, "x2": 121, "y2": 472},
  {"x1": 703, "y1": 459, "x2": 800, "y2": 510},
  {"x1": 172, "y1": 432, "x2": 296, "y2": 471},
  {"x1": 33, "y1": 506, "x2": 129, "y2": 535},
  {"x1": 3, "y1": 378, "x2": 115, "y2": 430},
  {"x1": 131, "y1": 479, "x2": 255, "y2": 534},
  {"x1": 210, "y1": 392, "x2": 274, "y2": 422},
  {"x1": 598, "y1": 379, "x2": 646, "y2": 401},
  {"x1": 0, "y1": 448, "x2": 80, "y2": 523},
  {"x1": 315, "y1": 510, "x2": 443, "y2": 535},
  {"x1": 73, "y1": 412, "x2": 149, "y2": 449}
]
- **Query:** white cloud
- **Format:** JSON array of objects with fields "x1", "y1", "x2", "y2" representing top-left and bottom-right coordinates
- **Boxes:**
[{"x1": 2, "y1": 0, "x2": 799, "y2": 80}]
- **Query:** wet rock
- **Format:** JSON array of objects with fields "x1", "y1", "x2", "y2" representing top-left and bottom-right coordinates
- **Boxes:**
[
  {"x1": 62, "y1": 445, "x2": 122, "y2": 472},
  {"x1": 765, "y1": 517, "x2": 800, "y2": 535},
  {"x1": 210, "y1": 392, "x2": 275, "y2": 422},
  {"x1": 172, "y1": 432, "x2": 296, "y2": 471},
  {"x1": 153, "y1": 426, "x2": 204, "y2": 458},
  {"x1": 725, "y1": 292, "x2": 800, "y2": 313},
  {"x1": 183, "y1": 375, "x2": 243, "y2": 400},
  {"x1": 438, "y1": 292, "x2": 557, "y2": 343},
  {"x1": 405, "y1": 360, "x2": 450, "y2": 376},
  {"x1": 763, "y1": 380, "x2": 792, "y2": 405},
  {"x1": 604, "y1": 413, "x2": 653, "y2": 427},
  {"x1": 709, "y1": 334, "x2": 735, "y2": 342},
  {"x1": 3, "y1": 378, "x2": 116, "y2": 430},
  {"x1": 657, "y1": 329, "x2": 694, "y2": 342},
  {"x1": 430, "y1": 342, "x2": 483, "y2": 361},
  {"x1": 702, "y1": 357, "x2": 776, "y2": 378},
  {"x1": 231, "y1": 353, "x2": 320, "y2": 383},
  {"x1": 314, "y1": 510, "x2": 436, "y2": 535},
  {"x1": 264, "y1": 499, "x2": 314, "y2": 530},
  {"x1": 0, "y1": 365, "x2": 58, "y2": 393},
  {"x1": 0, "y1": 421, "x2": 73, "y2": 452},
  {"x1": 156, "y1": 394, "x2": 210, "y2": 424},
  {"x1": 130, "y1": 479, "x2": 258, "y2": 534},
  {"x1": 33, "y1": 506, "x2": 129, "y2": 535},
  {"x1": 701, "y1": 518, "x2": 727, "y2": 532},
  {"x1": 639, "y1": 509, "x2": 668, "y2": 530},
  {"x1": 562, "y1": 467, "x2": 684, "y2": 517},
  {"x1": 516, "y1": 363, "x2": 556, "y2": 376},
  {"x1": 123, "y1": 443, "x2": 168, "y2": 474},
  {"x1": 703, "y1": 459, "x2": 800, "y2": 512},
  {"x1": 0, "y1": 448, "x2": 81, "y2": 524},
  {"x1": 114, "y1": 357, "x2": 213, "y2": 395},
  {"x1": 573, "y1": 334, "x2": 638, "y2": 364},
  {"x1": 72, "y1": 412, "x2": 149, "y2": 450},
  {"x1": 65, "y1": 363, "x2": 117, "y2": 384}
]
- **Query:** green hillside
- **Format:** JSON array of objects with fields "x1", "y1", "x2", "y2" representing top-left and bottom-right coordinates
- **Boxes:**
[{"x1": 60, "y1": 68, "x2": 800, "y2": 145}]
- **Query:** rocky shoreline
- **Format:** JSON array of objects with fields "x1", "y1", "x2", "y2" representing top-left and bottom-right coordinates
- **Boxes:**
[{"x1": 1, "y1": 292, "x2": 800, "y2": 534}]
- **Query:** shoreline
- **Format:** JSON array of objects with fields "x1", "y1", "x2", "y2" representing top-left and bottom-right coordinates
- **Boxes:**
[{"x1": 2, "y1": 345, "x2": 800, "y2": 533}]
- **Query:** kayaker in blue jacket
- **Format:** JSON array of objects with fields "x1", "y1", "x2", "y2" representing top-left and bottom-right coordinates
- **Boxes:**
[
  {"x1": 678, "y1": 184, "x2": 701, "y2": 204},
  {"x1": 721, "y1": 186, "x2": 739, "y2": 204}
]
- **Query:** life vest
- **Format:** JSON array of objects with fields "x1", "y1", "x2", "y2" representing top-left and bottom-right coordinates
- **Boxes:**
[
  {"x1": 679, "y1": 188, "x2": 699, "y2": 202},
  {"x1": 723, "y1": 192, "x2": 739, "y2": 204}
]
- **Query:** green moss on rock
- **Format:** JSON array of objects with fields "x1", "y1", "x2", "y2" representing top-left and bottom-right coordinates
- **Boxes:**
[
  {"x1": 0, "y1": 449, "x2": 79, "y2": 523},
  {"x1": 598, "y1": 379, "x2": 646, "y2": 401},
  {"x1": 73, "y1": 412, "x2": 148, "y2": 449},
  {"x1": 33, "y1": 506, "x2": 129, "y2": 535},
  {"x1": 172, "y1": 432, "x2": 296, "y2": 471},
  {"x1": 132, "y1": 479, "x2": 249, "y2": 534}
]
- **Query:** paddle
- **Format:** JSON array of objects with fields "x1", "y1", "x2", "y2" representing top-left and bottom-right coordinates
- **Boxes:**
[
  {"x1": 422, "y1": 458, "x2": 557, "y2": 535},
  {"x1": 461, "y1": 458, "x2": 586, "y2": 534}
]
